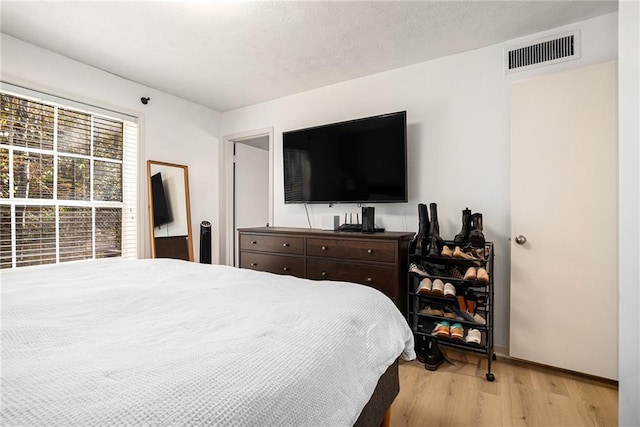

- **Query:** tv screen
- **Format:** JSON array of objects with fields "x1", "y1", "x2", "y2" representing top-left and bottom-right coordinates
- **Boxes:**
[
  {"x1": 151, "y1": 172, "x2": 171, "y2": 226},
  {"x1": 283, "y1": 111, "x2": 407, "y2": 204}
]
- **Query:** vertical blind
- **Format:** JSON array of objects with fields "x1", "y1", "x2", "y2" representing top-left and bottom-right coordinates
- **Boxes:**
[{"x1": 0, "y1": 88, "x2": 138, "y2": 268}]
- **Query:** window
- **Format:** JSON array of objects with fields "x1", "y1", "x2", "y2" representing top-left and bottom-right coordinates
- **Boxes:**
[{"x1": 0, "y1": 90, "x2": 137, "y2": 268}]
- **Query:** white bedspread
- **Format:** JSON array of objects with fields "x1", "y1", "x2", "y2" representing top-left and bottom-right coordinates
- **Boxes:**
[{"x1": 1, "y1": 258, "x2": 415, "y2": 426}]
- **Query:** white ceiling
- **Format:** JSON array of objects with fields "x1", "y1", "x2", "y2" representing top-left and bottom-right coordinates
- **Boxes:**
[{"x1": 0, "y1": 1, "x2": 618, "y2": 112}]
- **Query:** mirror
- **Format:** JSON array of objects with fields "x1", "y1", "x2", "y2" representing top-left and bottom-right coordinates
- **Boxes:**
[{"x1": 147, "y1": 160, "x2": 193, "y2": 261}]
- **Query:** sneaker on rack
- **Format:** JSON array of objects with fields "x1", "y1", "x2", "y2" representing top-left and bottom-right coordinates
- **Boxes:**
[
  {"x1": 416, "y1": 278, "x2": 433, "y2": 295},
  {"x1": 441, "y1": 245, "x2": 454, "y2": 257},
  {"x1": 409, "y1": 262, "x2": 430, "y2": 277},
  {"x1": 431, "y1": 320, "x2": 450, "y2": 338},
  {"x1": 465, "y1": 328, "x2": 482, "y2": 344},
  {"x1": 463, "y1": 267, "x2": 477, "y2": 281},
  {"x1": 418, "y1": 306, "x2": 444, "y2": 317},
  {"x1": 453, "y1": 246, "x2": 476, "y2": 260},
  {"x1": 443, "y1": 282, "x2": 456, "y2": 298},
  {"x1": 443, "y1": 306, "x2": 464, "y2": 321},
  {"x1": 471, "y1": 312, "x2": 486, "y2": 325},
  {"x1": 477, "y1": 267, "x2": 489, "y2": 283},
  {"x1": 453, "y1": 246, "x2": 483, "y2": 265},
  {"x1": 450, "y1": 323, "x2": 464, "y2": 340},
  {"x1": 473, "y1": 247, "x2": 486, "y2": 260},
  {"x1": 431, "y1": 279, "x2": 445, "y2": 296},
  {"x1": 453, "y1": 307, "x2": 476, "y2": 323}
]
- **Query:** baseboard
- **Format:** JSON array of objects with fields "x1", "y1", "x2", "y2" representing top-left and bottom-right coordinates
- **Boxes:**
[
  {"x1": 494, "y1": 347, "x2": 618, "y2": 387},
  {"x1": 494, "y1": 344, "x2": 509, "y2": 357}
]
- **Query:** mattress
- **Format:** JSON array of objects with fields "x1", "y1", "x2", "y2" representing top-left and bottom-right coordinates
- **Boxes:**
[{"x1": 1, "y1": 258, "x2": 415, "y2": 426}]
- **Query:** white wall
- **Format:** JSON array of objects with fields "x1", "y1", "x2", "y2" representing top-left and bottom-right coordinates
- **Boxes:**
[
  {"x1": 618, "y1": 1, "x2": 640, "y2": 424},
  {"x1": 0, "y1": 34, "x2": 221, "y2": 262},
  {"x1": 220, "y1": 13, "x2": 618, "y2": 351}
]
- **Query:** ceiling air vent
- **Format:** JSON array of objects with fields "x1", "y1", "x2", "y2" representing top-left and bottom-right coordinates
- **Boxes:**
[{"x1": 505, "y1": 30, "x2": 580, "y2": 73}]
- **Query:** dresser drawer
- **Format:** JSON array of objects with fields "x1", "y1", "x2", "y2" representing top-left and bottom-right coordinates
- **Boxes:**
[
  {"x1": 306, "y1": 238, "x2": 396, "y2": 263},
  {"x1": 237, "y1": 227, "x2": 413, "y2": 315},
  {"x1": 306, "y1": 259, "x2": 397, "y2": 298},
  {"x1": 239, "y1": 234, "x2": 304, "y2": 255},
  {"x1": 240, "y1": 252, "x2": 305, "y2": 277}
]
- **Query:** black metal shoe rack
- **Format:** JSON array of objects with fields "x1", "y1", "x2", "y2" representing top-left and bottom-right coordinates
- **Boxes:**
[{"x1": 407, "y1": 241, "x2": 496, "y2": 381}]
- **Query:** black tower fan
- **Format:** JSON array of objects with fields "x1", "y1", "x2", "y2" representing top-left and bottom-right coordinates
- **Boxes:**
[{"x1": 200, "y1": 221, "x2": 212, "y2": 264}]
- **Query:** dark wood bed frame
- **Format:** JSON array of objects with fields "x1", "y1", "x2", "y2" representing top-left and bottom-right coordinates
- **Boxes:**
[{"x1": 354, "y1": 359, "x2": 399, "y2": 427}]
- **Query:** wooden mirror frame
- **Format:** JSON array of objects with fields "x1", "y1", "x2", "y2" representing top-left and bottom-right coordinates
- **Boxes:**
[{"x1": 147, "y1": 160, "x2": 194, "y2": 261}]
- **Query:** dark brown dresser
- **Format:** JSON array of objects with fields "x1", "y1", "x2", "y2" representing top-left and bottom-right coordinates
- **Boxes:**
[{"x1": 238, "y1": 227, "x2": 413, "y2": 314}]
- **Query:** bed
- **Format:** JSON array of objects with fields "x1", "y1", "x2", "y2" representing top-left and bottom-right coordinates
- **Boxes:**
[{"x1": 1, "y1": 258, "x2": 415, "y2": 426}]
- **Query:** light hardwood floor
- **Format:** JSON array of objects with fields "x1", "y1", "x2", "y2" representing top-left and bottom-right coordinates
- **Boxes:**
[{"x1": 391, "y1": 350, "x2": 618, "y2": 426}]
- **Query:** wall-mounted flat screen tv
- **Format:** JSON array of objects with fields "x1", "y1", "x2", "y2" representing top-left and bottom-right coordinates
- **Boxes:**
[
  {"x1": 283, "y1": 111, "x2": 407, "y2": 204},
  {"x1": 151, "y1": 172, "x2": 172, "y2": 227}
]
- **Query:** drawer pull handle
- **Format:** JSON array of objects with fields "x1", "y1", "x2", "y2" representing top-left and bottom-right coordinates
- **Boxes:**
[
  {"x1": 283, "y1": 267, "x2": 289, "y2": 271},
  {"x1": 321, "y1": 271, "x2": 327, "y2": 276},
  {"x1": 321, "y1": 246, "x2": 327, "y2": 250},
  {"x1": 250, "y1": 262, "x2": 257, "y2": 267},
  {"x1": 367, "y1": 249, "x2": 373, "y2": 254},
  {"x1": 251, "y1": 241, "x2": 257, "y2": 245},
  {"x1": 282, "y1": 243, "x2": 290, "y2": 247},
  {"x1": 366, "y1": 277, "x2": 372, "y2": 283}
]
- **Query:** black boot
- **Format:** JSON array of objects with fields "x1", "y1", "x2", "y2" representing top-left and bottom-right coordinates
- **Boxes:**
[
  {"x1": 415, "y1": 335, "x2": 428, "y2": 363},
  {"x1": 453, "y1": 208, "x2": 472, "y2": 245},
  {"x1": 427, "y1": 203, "x2": 443, "y2": 257},
  {"x1": 468, "y1": 213, "x2": 485, "y2": 246},
  {"x1": 424, "y1": 339, "x2": 444, "y2": 371},
  {"x1": 409, "y1": 203, "x2": 424, "y2": 254},
  {"x1": 412, "y1": 204, "x2": 429, "y2": 256}
]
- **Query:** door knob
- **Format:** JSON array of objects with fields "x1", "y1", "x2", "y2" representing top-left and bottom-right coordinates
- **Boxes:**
[{"x1": 515, "y1": 235, "x2": 527, "y2": 245}]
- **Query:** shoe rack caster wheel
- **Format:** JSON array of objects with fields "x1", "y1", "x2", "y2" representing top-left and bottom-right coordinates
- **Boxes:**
[{"x1": 486, "y1": 373, "x2": 495, "y2": 382}]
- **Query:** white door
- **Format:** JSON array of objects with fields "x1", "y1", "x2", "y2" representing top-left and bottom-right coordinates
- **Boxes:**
[
  {"x1": 234, "y1": 139, "x2": 270, "y2": 265},
  {"x1": 509, "y1": 61, "x2": 617, "y2": 379}
]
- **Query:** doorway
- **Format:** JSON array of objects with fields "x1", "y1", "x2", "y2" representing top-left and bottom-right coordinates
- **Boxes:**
[{"x1": 222, "y1": 128, "x2": 273, "y2": 266}]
